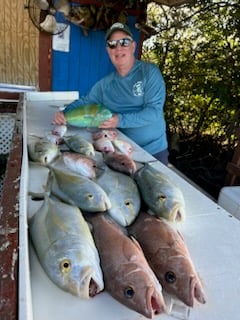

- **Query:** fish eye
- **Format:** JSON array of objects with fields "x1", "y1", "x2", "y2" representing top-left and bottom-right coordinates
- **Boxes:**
[
  {"x1": 87, "y1": 193, "x2": 94, "y2": 199},
  {"x1": 124, "y1": 287, "x2": 135, "y2": 299},
  {"x1": 165, "y1": 271, "x2": 176, "y2": 283},
  {"x1": 60, "y1": 259, "x2": 71, "y2": 273},
  {"x1": 121, "y1": 162, "x2": 125, "y2": 166},
  {"x1": 125, "y1": 200, "x2": 131, "y2": 207},
  {"x1": 159, "y1": 194, "x2": 166, "y2": 201}
]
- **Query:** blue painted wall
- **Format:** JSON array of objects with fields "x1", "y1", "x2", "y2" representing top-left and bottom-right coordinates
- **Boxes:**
[{"x1": 52, "y1": 16, "x2": 141, "y2": 96}]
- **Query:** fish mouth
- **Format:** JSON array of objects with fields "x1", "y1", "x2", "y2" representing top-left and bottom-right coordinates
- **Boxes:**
[
  {"x1": 170, "y1": 204, "x2": 185, "y2": 222},
  {"x1": 192, "y1": 276, "x2": 206, "y2": 305},
  {"x1": 145, "y1": 286, "x2": 166, "y2": 318},
  {"x1": 184, "y1": 276, "x2": 206, "y2": 307},
  {"x1": 78, "y1": 266, "x2": 102, "y2": 299}
]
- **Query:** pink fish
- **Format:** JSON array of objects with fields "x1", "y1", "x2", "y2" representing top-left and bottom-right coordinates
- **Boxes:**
[
  {"x1": 62, "y1": 152, "x2": 97, "y2": 179},
  {"x1": 45, "y1": 133, "x2": 64, "y2": 145},
  {"x1": 92, "y1": 129, "x2": 118, "y2": 141},
  {"x1": 93, "y1": 137, "x2": 115, "y2": 153},
  {"x1": 51, "y1": 125, "x2": 67, "y2": 137},
  {"x1": 112, "y1": 139, "x2": 133, "y2": 156},
  {"x1": 103, "y1": 152, "x2": 136, "y2": 175},
  {"x1": 85, "y1": 213, "x2": 166, "y2": 319},
  {"x1": 128, "y1": 211, "x2": 206, "y2": 307}
]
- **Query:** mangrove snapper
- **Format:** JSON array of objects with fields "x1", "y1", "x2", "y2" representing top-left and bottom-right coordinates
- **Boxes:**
[
  {"x1": 103, "y1": 152, "x2": 136, "y2": 175},
  {"x1": 92, "y1": 129, "x2": 118, "y2": 141},
  {"x1": 128, "y1": 211, "x2": 206, "y2": 307},
  {"x1": 63, "y1": 152, "x2": 97, "y2": 179},
  {"x1": 85, "y1": 213, "x2": 166, "y2": 318}
]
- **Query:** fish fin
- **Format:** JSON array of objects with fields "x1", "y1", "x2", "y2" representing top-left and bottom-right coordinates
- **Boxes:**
[{"x1": 129, "y1": 235, "x2": 144, "y2": 253}]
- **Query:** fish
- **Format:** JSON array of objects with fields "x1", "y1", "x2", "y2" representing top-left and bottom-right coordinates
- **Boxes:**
[
  {"x1": 45, "y1": 133, "x2": 64, "y2": 145},
  {"x1": 128, "y1": 211, "x2": 206, "y2": 307},
  {"x1": 51, "y1": 124, "x2": 67, "y2": 137},
  {"x1": 95, "y1": 166, "x2": 141, "y2": 226},
  {"x1": 103, "y1": 152, "x2": 136, "y2": 175},
  {"x1": 92, "y1": 129, "x2": 118, "y2": 141},
  {"x1": 28, "y1": 136, "x2": 59, "y2": 164},
  {"x1": 93, "y1": 137, "x2": 115, "y2": 153},
  {"x1": 29, "y1": 193, "x2": 104, "y2": 298},
  {"x1": 85, "y1": 213, "x2": 166, "y2": 318},
  {"x1": 50, "y1": 166, "x2": 111, "y2": 212},
  {"x1": 63, "y1": 134, "x2": 95, "y2": 157},
  {"x1": 63, "y1": 103, "x2": 112, "y2": 127},
  {"x1": 112, "y1": 138, "x2": 133, "y2": 156},
  {"x1": 134, "y1": 163, "x2": 185, "y2": 222},
  {"x1": 62, "y1": 152, "x2": 97, "y2": 179}
]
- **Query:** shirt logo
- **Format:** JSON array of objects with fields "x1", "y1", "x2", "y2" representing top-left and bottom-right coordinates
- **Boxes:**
[{"x1": 133, "y1": 81, "x2": 144, "y2": 96}]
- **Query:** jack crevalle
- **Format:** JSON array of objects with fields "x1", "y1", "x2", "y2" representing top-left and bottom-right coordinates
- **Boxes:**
[
  {"x1": 28, "y1": 136, "x2": 59, "y2": 165},
  {"x1": 29, "y1": 194, "x2": 104, "y2": 298},
  {"x1": 128, "y1": 211, "x2": 206, "y2": 307},
  {"x1": 63, "y1": 134, "x2": 95, "y2": 157},
  {"x1": 95, "y1": 166, "x2": 140, "y2": 226},
  {"x1": 134, "y1": 163, "x2": 185, "y2": 222},
  {"x1": 63, "y1": 103, "x2": 112, "y2": 127},
  {"x1": 85, "y1": 213, "x2": 166, "y2": 318},
  {"x1": 51, "y1": 166, "x2": 111, "y2": 212}
]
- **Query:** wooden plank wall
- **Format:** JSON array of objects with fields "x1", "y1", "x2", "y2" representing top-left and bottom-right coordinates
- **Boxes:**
[{"x1": 0, "y1": 0, "x2": 39, "y2": 88}]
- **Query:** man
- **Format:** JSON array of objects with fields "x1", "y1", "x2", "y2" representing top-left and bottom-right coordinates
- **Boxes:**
[{"x1": 53, "y1": 22, "x2": 168, "y2": 165}]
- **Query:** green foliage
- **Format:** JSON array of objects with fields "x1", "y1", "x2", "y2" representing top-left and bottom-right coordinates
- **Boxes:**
[{"x1": 142, "y1": 0, "x2": 240, "y2": 149}]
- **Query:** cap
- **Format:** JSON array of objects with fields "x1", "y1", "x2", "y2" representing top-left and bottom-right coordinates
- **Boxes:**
[{"x1": 105, "y1": 22, "x2": 133, "y2": 41}]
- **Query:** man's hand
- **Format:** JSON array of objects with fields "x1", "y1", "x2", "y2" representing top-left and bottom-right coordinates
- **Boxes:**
[
  {"x1": 52, "y1": 111, "x2": 66, "y2": 125},
  {"x1": 99, "y1": 114, "x2": 119, "y2": 129}
]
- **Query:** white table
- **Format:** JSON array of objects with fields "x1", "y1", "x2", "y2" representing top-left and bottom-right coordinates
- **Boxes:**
[{"x1": 19, "y1": 91, "x2": 240, "y2": 320}]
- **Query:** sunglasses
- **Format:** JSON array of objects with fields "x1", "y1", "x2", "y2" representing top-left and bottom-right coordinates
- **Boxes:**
[{"x1": 106, "y1": 38, "x2": 133, "y2": 49}]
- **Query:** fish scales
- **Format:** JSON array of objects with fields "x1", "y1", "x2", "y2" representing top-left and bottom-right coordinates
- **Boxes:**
[
  {"x1": 63, "y1": 104, "x2": 112, "y2": 127},
  {"x1": 29, "y1": 195, "x2": 104, "y2": 298},
  {"x1": 85, "y1": 213, "x2": 166, "y2": 319},
  {"x1": 128, "y1": 211, "x2": 206, "y2": 307},
  {"x1": 134, "y1": 163, "x2": 185, "y2": 222}
]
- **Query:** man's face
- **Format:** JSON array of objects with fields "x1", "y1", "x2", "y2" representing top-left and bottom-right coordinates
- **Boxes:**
[{"x1": 106, "y1": 31, "x2": 136, "y2": 69}]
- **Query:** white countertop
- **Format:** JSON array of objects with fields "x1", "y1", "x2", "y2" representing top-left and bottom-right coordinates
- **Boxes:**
[{"x1": 20, "y1": 91, "x2": 240, "y2": 320}]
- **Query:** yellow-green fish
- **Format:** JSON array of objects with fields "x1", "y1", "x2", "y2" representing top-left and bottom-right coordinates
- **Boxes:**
[{"x1": 63, "y1": 103, "x2": 112, "y2": 127}]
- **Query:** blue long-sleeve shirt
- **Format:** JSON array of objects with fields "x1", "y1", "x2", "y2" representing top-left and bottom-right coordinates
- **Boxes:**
[{"x1": 64, "y1": 59, "x2": 168, "y2": 155}]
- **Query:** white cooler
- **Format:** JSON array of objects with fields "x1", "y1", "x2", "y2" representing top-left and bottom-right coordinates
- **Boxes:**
[{"x1": 218, "y1": 186, "x2": 240, "y2": 220}]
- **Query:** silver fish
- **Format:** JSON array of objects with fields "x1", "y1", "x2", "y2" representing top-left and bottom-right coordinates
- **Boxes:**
[
  {"x1": 29, "y1": 194, "x2": 104, "y2": 298},
  {"x1": 63, "y1": 152, "x2": 97, "y2": 179},
  {"x1": 134, "y1": 163, "x2": 185, "y2": 222},
  {"x1": 51, "y1": 166, "x2": 111, "y2": 212},
  {"x1": 128, "y1": 211, "x2": 206, "y2": 307},
  {"x1": 64, "y1": 134, "x2": 95, "y2": 157},
  {"x1": 28, "y1": 136, "x2": 59, "y2": 164},
  {"x1": 95, "y1": 166, "x2": 141, "y2": 226},
  {"x1": 85, "y1": 213, "x2": 166, "y2": 318}
]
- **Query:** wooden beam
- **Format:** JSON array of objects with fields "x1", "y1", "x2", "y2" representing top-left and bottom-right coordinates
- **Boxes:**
[{"x1": 0, "y1": 95, "x2": 23, "y2": 319}]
